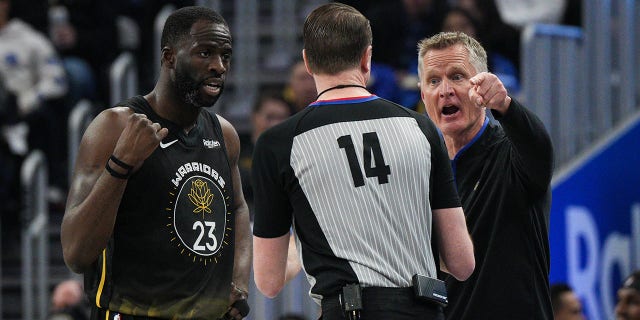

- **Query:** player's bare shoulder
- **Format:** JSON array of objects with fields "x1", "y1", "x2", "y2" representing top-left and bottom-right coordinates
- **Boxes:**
[
  {"x1": 216, "y1": 114, "x2": 240, "y2": 156},
  {"x1": 78, "y1": 106, "x2": 135, "y2": 155},
  {"x1": 99, "y1": 106, "x2": 135, "y2": 126},
  {"x1": 216, "y1": 114, "x2": 237, "y2": 135}
]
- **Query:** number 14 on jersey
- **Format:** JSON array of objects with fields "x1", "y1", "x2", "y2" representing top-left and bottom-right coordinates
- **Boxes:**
[{"x1": 337, "y1": 132, "x2": 391, "y2": 188}]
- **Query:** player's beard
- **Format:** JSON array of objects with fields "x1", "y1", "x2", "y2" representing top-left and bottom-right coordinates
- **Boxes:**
[{"x1": 174, "y1": 70, "x2": 223, "y2": 109}]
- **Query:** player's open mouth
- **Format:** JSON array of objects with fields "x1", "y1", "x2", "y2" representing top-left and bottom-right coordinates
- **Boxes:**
[{"x1": 202, "y1": 82, "x2": 221, "y2": 95}]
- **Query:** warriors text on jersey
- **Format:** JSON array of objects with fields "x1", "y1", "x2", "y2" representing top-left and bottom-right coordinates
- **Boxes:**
[{"x1": 85, "y1": 96, "x2": 236, "y2": 319}]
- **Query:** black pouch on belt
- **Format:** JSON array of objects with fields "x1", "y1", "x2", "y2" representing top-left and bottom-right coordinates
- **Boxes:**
[
  {"x1": 341, "y1": 283, "x2": 363, "y2": 320},
  {"x1": 412, "y1": 274, "x2": 448, "y2": 307}
]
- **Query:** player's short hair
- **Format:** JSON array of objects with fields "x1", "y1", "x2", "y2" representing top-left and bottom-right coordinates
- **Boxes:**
[{"x1": 160, "y1": 6, "x2": 228, "y2": 49}]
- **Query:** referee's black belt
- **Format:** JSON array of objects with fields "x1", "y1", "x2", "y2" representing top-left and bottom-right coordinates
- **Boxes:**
[{"x1": 322, "y1": 286, "x2": 443, "y2": 310}]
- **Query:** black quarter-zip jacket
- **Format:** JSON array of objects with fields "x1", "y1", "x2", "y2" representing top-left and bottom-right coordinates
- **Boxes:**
[{"x1": 444, "y1": 99, "x2": 554, "y2": 320}]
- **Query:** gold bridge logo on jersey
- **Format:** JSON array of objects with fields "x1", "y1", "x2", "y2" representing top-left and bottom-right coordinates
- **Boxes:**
[
  {"x1": 167, "y1": 175, "x2": 231, "y2": 265},
  {"x1": 203, "y1": 138, "x2": 220, "y2": 149}
]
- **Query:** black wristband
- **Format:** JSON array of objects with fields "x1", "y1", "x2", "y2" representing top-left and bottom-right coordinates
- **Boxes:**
[
  {"x1": 105, "y1": 162, "x2": 130, "y2": 179},
  {"x1": 105, "y1": 155, "x2": 133, "y2": 179},
  {"x1": 109, "y1": 155, "x2": 134, "y2": 170}
]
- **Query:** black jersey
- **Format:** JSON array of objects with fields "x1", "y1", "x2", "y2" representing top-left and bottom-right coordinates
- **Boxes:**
[
  {"x1": 252, "y1": 96, "x2": 460, "y2": 302},
  {"x1": 85, "y1": 96, "x2": 236, "y2": 319}
]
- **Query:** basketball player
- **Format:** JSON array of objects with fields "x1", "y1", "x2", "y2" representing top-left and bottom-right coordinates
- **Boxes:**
[{"x1": 61, "y1": 6, "x2": 251, "y2": 320}]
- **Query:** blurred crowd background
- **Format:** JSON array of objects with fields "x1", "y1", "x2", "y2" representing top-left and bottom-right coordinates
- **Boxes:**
[{"x1": 0, "y1": 0, "x2": 606, "y2": 319}]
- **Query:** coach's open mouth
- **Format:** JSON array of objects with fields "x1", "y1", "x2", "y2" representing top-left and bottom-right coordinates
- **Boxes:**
[{"x1": 442, "y1": 104, "x2": 460, "y2": 116}]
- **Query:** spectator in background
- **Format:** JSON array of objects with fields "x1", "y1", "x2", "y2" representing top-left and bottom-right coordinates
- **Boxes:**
[
  {"x1": 366, "y1": 0, "x2": 448, "y2": 74},
  {"x1": 239, "y1": 89, "x2": 291, "y2": 215},
  {"x1": 456, "y1": 0, "x2": 521, "y2": 75},
  {"x1": 283, "y1": 60, "x2": 316, "y2": 113},
  {"x1": 0, "y1": 0, "x2": 68, "y2": 196},
  {"x1": 441, "y1": 6, "x2": 520, "y2": 94},
  {"x1": 368, "y1": 61, "x2": 403, "y2": 106},
  {"x1": 550, "y1": 283, "x2": 585, "y2": 320},
  {"x1": 493, "y1": 0, "x2": 567, "y2": 29},
  {"x1": 489, "y1": 0, "x2": 583, "y2": 57},
  {"x1": 48, "y1": 0, "x2": 119, "y2": 107},
  {"x1": 115, "y1": 0, "x2": 195, "y2": 94},
  {"x1": 616, "y1": 270, "x2": 640, "y2": 320},
  {"x1": 345, "y1": 0, "x2": 401, "y2": 104},
  {"x1": 48, "y1": 279, "x2": 89, "y2": 320},
  {"x1": 47, "y1": 4, "x2": 96, "y2": 107},
  {"x1": 365, "y1": 0, "x2": 449, "y2": 109}
]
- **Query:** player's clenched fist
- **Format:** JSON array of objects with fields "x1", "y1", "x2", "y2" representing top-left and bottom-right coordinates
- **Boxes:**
[{"x1": 112, "y1": 113, "x2": 169, "y2": 171}]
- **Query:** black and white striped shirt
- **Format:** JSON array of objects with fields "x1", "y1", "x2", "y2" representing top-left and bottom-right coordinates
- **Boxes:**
[{"x1": 252, "y1": 95, "x2": 460, "y2": 302}]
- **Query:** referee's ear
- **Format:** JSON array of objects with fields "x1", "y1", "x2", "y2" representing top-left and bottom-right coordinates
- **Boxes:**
[
  {"x1": 301, "y1": 49, "x2": 313, "y2": 76},
  {"x1": 361, "y1": 45, "x2": 372, "y2": 74}
]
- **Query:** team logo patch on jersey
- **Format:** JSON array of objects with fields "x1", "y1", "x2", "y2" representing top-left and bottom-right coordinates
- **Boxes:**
[{"x1": 167, "y1": 175, "x2": 231, "y2": 265}]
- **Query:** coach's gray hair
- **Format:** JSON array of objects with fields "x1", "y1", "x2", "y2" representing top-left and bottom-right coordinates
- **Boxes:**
[{"x1": 416, "y1": 32, "x2": 488, "y2": 81}]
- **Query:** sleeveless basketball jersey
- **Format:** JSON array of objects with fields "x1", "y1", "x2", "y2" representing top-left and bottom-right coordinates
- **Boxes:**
[{"x1": 85, "y1": 96, "x2": 235, "y2": 319}]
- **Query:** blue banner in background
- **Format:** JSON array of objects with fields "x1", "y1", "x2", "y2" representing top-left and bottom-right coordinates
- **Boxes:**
[{"x1": 550, "y1": 113, "x2": 640, "y2": 320}]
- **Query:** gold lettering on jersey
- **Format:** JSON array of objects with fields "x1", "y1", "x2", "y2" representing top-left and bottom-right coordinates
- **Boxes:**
[
  {"x1": 188, "y1": 179, "x2": 214, "y2": 218},
  {"x1": 172, "y1": 162, "x2": 225, "y2": 188}
]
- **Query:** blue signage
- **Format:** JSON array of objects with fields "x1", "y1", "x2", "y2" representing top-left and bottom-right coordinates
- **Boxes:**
[{"x1": 550, "y1": 113, "x2": 640, "y2": 320}]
